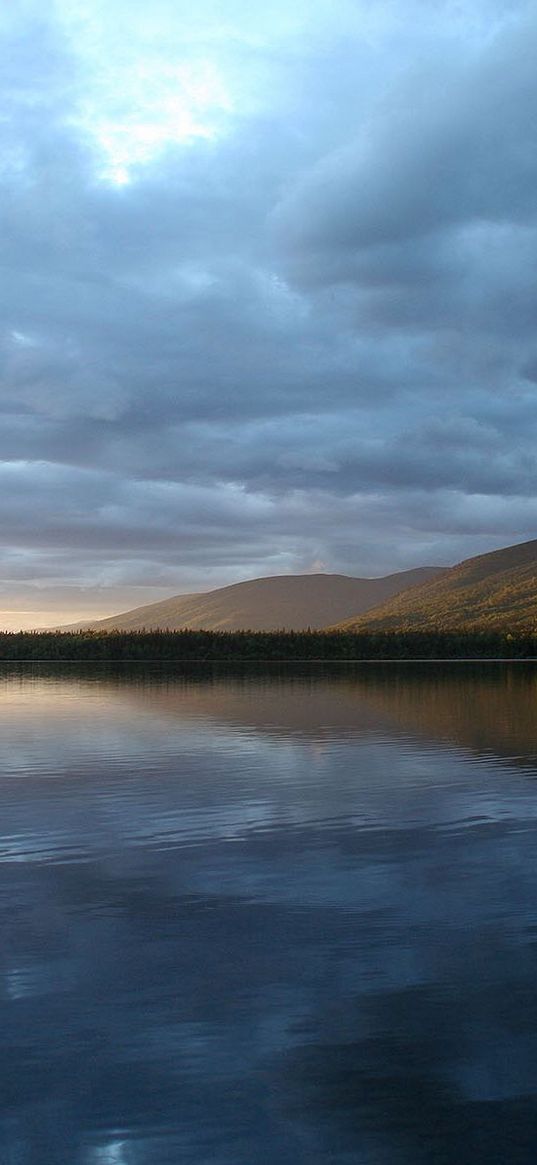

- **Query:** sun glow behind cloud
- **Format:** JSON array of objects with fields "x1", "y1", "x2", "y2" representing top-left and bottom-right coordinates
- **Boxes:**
[
  {"x1": 75, "y1": 58, "x2": 233, "y2": 185},
  {"x1": 51, "y1": 0, "x2": 237, "y2": 184}
]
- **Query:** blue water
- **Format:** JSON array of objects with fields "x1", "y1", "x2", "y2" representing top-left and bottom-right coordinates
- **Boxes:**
[{"x1": 1, "y1": 663, "x2": 537, "y2": 1163}]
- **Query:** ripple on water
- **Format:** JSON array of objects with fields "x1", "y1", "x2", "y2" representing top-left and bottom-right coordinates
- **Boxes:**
[{"x1": 1, "y1": 663, "x2": 537, "y2": 1164}]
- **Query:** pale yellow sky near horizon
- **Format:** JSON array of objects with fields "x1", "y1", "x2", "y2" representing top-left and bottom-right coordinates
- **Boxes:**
[{"x1": 0, "y1": 608, "x2": 114, "y2": 631}]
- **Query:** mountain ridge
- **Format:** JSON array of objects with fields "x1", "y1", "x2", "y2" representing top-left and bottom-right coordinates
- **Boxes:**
[
  {"x1": 62, "y1": 567, "x2": 444, "y2": 633},
  {"x1": 329, "y1": 538, "x2": 537, "y2": 632}
]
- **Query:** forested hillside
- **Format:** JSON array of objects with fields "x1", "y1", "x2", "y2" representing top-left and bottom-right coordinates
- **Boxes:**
[{"x1": 331, "y1": 539, "x2": 537, "y2": 632}]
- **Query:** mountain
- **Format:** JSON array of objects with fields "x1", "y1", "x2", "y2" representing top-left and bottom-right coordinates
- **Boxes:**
[
  {"x1": 330, "y1": 538, "x2": 537, "y2": 632},
  {"x1": 63, "y1": 568, "x2": 444, "y2": 633}
]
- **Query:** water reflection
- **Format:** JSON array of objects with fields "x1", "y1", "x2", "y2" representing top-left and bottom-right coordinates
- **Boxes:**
[{"x1": 1, "y1": 663, "x2": 537, "y2": 1162}]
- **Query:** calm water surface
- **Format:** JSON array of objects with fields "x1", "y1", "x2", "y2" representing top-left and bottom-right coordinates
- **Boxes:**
[{"x1": 2, "y1": 662, "x2": 537, "y2": 1163}]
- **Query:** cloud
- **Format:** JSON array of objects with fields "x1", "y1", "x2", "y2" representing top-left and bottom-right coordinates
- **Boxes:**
[
  {"x1": 273, "y1": 10, "x2": 537, "y2": 255},
  {"x1": 0, "y1": 1, "x2": 536, "y2": 624}
]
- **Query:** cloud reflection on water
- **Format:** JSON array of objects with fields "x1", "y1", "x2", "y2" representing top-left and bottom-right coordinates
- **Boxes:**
[{"x1": 1, "y1": 663, "x2": 537, "y2": 1162}]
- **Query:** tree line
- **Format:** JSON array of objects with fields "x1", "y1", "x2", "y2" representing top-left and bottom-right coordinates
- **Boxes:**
[{"x1": 0, "y1": 628, "x2": 536, "y2": 660}]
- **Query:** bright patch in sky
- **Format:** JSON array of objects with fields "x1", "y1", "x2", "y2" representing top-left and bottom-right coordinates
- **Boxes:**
[
  {"x1": 78, "y1": 58, "x2": 232, "y2": 184},
  {"x1": 52, "y1": 0, "x2": 237, "y2": 183},
  {"x1": 11, "y1": 330, "x2": 37, "y2": 348}
]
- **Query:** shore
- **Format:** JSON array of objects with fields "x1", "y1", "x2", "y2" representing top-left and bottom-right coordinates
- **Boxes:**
[{"x1": 0, "y1": 629, "x2": 536, "y2": 661}]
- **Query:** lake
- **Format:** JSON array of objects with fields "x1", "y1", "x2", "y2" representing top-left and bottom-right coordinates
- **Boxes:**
[{"x1": 1, "y1": 662, "x2": 537, "y2": 1163}]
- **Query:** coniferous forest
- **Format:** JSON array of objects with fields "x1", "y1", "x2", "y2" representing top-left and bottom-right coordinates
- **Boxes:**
[{"x1": 0, "y1": 629, "x2": 536, "y2": 660}]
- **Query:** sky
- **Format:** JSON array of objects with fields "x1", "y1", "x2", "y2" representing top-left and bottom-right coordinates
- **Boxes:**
[{"x1": 1, "y1": 0, "x2": 537, "y2": 627}]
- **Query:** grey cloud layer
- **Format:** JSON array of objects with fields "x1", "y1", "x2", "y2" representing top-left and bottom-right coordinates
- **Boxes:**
[{"x1": 1, "y1": 0, "x2": 536, "y2": 619}]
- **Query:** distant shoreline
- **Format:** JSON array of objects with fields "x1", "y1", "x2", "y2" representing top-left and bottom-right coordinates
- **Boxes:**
[
  {"x1": 1, "y1": 658, "x2": 537, "y2": 665},
  {"x1": 0, "y1": 630, "x2": 536, "y2": 663}
]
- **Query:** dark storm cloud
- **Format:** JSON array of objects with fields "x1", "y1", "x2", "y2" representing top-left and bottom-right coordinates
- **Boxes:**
[
  {"x1": 273, "y1": 16, "x2": 537, "y2": 258},
  {"x1": 0, "y1": 1, "x2": 536, "y2": 623}
]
